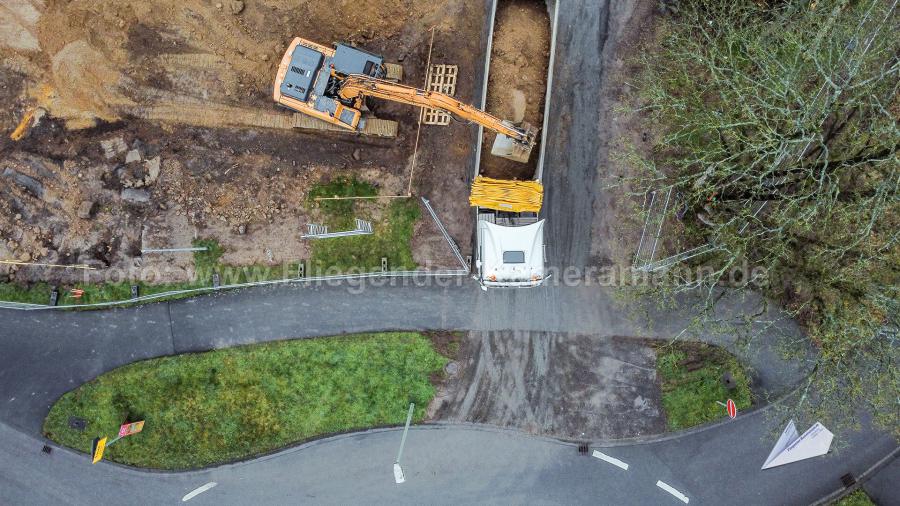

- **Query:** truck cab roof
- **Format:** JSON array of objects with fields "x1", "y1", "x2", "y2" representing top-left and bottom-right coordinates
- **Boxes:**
[{"x1": 477, "y1": 219, "x2": 545, "y2": 287}]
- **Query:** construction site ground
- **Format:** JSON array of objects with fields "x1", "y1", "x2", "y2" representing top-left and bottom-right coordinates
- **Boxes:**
[
  {"x1": 428, "y1": 331, "x2": 667, "y2": 440},
  {"x1": 0, "y1": 0, "x2": 525, "y2": 290}
]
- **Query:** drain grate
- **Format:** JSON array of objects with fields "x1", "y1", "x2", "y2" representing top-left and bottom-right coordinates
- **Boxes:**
[
  {"x1": 840, "y1": 473, "x2": 856, "y2": 488},
  {"x1": 422, "y1": 64, "x2": 458, "y2": 126},
  {"x1": 578, "y1": 443, "x2": 590, "y2": 455}
]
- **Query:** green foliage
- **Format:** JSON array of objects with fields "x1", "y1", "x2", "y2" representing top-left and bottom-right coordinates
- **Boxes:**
[
  {"x1": 309, "y1": 198, "x2": 420, "y2": 274},
  {"x1": 834, "y1": 489, "x2": 876, "y2": 506},
  {"x1": 630, "y1": 0, "x2": 899, "y2": 435},
  {"x1": 0, "y1": 239, "x2": 300, "y2": 307},
  {"x1": 43, "y1": 332, "x2": 447, "y2": 469},
  {"x1": 308, "y1": 176, "x2": 378, "y2": 228},
  {"x1": 656, "y1": 342, "x2": 753, "y2": 430}
]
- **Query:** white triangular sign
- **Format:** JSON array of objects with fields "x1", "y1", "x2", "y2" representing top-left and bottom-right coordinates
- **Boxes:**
[
  {"x1": 761, "y1": 421, "x2": 833, "y2": 470},
  {"x1": 762, "y1": 419, "x2": 799, "y2": 469}
]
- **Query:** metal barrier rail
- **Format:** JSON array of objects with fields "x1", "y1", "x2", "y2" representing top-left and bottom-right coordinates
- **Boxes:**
[{"x1": 420, "y1": 197, "x2": 469, "y2": 271}]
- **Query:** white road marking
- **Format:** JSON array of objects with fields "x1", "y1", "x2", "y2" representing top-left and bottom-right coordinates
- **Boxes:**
[
  {"x1": 656, "y1": 480, "x2": 689, "y2": 503},
  {"x1": 182, "y1": 482, "x2": 217, "y2": 502},
  {"x1": 591, "y1": 450, "x2": 629, "y2": 470}
]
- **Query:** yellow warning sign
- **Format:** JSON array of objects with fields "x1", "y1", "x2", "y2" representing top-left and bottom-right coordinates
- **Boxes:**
[
  {"x1": 91, "y1": 436, "x2": 107, "y2": 464},
  {"x1": 469, "y1": 176, "x2": 543, "y2": 213}
]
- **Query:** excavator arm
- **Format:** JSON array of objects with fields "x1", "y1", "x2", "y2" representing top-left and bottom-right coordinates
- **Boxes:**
[{"x1": 335, "y1": 73, "x2": 538, "y2": 155}]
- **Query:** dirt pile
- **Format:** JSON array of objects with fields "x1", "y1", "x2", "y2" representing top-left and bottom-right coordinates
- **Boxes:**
[{"x1": 0, "y1": 0, "x2": 454, "y2": 129}]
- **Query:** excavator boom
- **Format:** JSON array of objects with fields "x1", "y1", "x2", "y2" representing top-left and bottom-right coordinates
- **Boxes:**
[
  {"x1": 336, "y1": 73, "x2": 537, "y2": 162},
  {"x1": 273, "y1": 37, "x2": 537, "y2": 163}
]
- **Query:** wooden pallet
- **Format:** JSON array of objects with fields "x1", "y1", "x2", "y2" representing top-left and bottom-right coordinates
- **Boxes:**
[
  {"x1": 384, "y1": 63, "x2": 404, "y2": 81},
  {"x1": 422, "y1": 64, "x2": 458, "y2": 126}
]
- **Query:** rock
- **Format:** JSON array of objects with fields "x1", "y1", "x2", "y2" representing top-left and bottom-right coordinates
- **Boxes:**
[
  {"x1": 230, "y1": 0, "x2": 245, "y2": 14},
  {"x1": 352, "y1": 148, "x2": 361, "y2": 161},
  {"x1": 77, "y1": 201, "x2": 95, "y2": 219},
  {"x1": 125, "y1": 149, "x2": 141, "y2": 164},
  {"x1": 238, "y1": 224, "x2": 247, "y2": 235},
  {"x1": 121, "y1": 189, "x2": 151, "y2": 204},
  {"x1": 2, "y1": 168, "x2": 43, "y2": 199},
  {"x1": 100, "y1": 137, "x2": 127, "y2": 159},
  {"x1": 144, "y1": 157, "x2": 161, "y2": 184},
  {"x1": 215, "y1": 2, "x2": 223, "y2": 8}
]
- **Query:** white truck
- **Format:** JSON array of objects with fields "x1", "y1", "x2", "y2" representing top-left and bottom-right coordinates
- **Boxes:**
[{"x1": 476, "y1": 213, "x2": 546, "y2": 288}]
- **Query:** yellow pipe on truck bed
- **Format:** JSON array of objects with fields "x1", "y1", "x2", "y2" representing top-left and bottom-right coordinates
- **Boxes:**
[{"x1": 469, "y1": 176, "x2": 543, "y2": 213}]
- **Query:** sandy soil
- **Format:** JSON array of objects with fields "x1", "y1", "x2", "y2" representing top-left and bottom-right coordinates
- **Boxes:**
[
  {"x1": 479, "y1": 0, "x2": 550, "y2": 180},
  {"x1": 0, "y1": 0, "x2": 488, "y2": 285},
  {"x1": 429, "y1": 331, "x2": 666, "y2": 440}
]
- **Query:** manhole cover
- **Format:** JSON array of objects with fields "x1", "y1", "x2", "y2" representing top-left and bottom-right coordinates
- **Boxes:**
[
  {"x1": 68, "y1": 416, "x2": 87, "y2": 431},
  {"x1": 444, "y1": 361, "x2": 459, "y2": 377}
]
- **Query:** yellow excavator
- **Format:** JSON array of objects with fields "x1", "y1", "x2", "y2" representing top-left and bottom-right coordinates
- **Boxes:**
[{"x1": 273, "y1": 37, "x2": 538, "y2": 163}]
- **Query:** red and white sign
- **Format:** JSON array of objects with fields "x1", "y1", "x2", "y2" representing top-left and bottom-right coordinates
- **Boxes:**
[
  {"x1": 726, "y1": 399, "x2": 737, "y2": 419},
  {"x1": 118, "y1": 420, "x2": 145, "y2": 438}
]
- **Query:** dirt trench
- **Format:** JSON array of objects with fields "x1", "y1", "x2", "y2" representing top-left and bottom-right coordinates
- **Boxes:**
[{"x1": 479, "y1": 0, "x2": 550, "y2": 180}]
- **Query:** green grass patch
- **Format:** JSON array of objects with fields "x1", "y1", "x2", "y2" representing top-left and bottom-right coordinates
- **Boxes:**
[
  {"x1": 307, "y1": 177, "x2": 420, "y2": 273},
  {"x1": 0, "y1": 239, "x2": 300, "y2": 307},
  {"x1": 308, "y1": 176, "x2": 378, "y2": 229},
  {"x1": 43, "y1": 332, "x2": 448, "y2": 469},
  {"x1": 656, "y1": 341, "x2": 753, "y2": 431},
  {"x1": 834, "y1": 490, "x2": 876, "y2": 506}
]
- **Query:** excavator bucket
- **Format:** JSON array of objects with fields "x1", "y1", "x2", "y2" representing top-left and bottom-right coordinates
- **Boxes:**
[{"x1": 490, "y1": 122, "x2": 538, "y2": 163}]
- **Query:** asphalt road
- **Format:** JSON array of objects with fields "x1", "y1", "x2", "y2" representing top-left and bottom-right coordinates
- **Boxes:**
[
  {"x1": 542, "y1": 0, "x2": 606, "y2": 269},
  {"x1": 2, "y1": 409, "x2": 897, "y2": 505},
  {"x1": 1, "y1": 0, "x2": 897, "y2": 504},
  {"x1": 0, "y1": 281, "x2": 806, "y2": 437}
]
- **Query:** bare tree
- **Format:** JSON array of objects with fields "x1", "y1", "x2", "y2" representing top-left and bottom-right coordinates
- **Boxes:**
[{"x1": 629, "y1": 0, "x2": 898, "y2": 435}]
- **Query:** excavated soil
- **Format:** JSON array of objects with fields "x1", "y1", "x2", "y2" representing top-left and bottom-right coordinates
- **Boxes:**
[
  {"x1": 0, "y1": 0, "x2": 487, "y2": 286},
  {"x1": 479, "y1": 0, "x2": 550, "y2": 180}
]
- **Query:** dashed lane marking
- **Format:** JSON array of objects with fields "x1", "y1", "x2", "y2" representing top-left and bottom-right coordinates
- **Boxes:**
[
  {"x1": 656, "y1": 480, "x2": 689, "y2": 503},
  {"x1": 591, "y1": 450, "x2": 629, "y2": 470},
  {"x1": 182, "y1": 482, "x2": 217, "y2": 502}
]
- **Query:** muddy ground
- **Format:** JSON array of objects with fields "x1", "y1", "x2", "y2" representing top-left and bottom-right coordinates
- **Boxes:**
[
  {"x1": 479, "y1": 0, "x2": 550, "y2": 180},
  {"x1": 429, "y1": 331, "x2": 666, "y2": 440},
  {"x1": 590, "y1": 0, "x2": 679, "y2": 269},
  {"x1": 0, "y1": 0, "x2": 496, "y2": 285}
]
